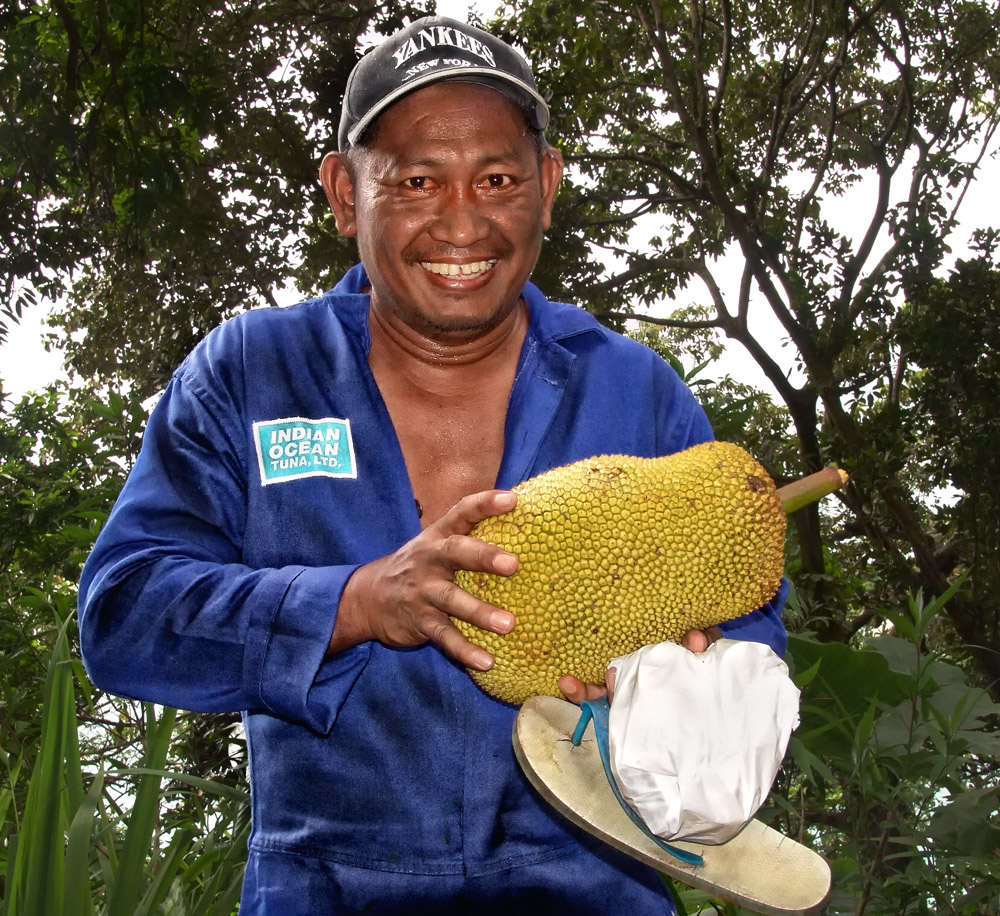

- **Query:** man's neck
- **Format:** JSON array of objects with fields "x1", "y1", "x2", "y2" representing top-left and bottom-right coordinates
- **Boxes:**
[
  {"x1": 367, "y1": 299, "x2": 529, "y2": 395},
  {"x1": 366, "y1": 297, "x2": 530, "y2": 527}
]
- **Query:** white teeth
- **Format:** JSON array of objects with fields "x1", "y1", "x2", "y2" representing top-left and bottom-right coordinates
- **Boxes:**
[{"x1": 420, "y1": 259, "x2": 496, "y2": 277}]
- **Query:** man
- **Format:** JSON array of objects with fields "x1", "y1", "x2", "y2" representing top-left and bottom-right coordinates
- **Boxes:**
[{"x1": 79, "y1": 16, "x2": 787, "y2": 915}]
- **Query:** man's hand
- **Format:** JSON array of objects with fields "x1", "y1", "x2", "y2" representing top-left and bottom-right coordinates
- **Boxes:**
[
  {"x1": 557, "y1": 672, "x2": 615, "y2": 706},
  {"x1": 328, "y1": 490, "x2": 519, "y2": 670},
  {"x1": 680, "y1": 625, "x2": 723, "y2": 654},
  {"x1": 558, "y1": 625, "x2": 723, "y2": 705}
]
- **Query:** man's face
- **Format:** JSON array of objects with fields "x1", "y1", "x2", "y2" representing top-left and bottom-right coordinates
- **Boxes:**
[{"x1": 322, "y1": 82, "x2": 562, "y2": 341}]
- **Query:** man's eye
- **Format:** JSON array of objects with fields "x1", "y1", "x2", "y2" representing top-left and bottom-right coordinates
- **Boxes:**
[
  {"x1": 403, "y1": 176, "x2": 429, "y2": 190},
  {"x1": 483, "y1": 174, "x2": 513, "y2": 189}
]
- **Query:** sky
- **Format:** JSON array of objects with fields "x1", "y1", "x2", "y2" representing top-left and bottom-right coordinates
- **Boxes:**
[
  {"x1": 2, "y1": 299, "x2": 65, "y2": 400},
  {"x1": 2, "y1": 2, "x2": 997, "y2": 401}
]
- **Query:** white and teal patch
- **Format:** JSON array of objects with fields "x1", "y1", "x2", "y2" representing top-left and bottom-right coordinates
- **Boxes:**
[{"x1": 253, "y1": 417, "x2": 357, "y2": 485}]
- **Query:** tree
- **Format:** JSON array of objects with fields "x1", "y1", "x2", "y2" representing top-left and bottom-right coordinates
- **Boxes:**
[
  {"x1": 778, "y1": 588, "x2": 1000, "y2": 915},
  {"x1": 1, "y1": 0, "x2": 426, "y2": 397},
  {"x1": 502, "y1": 0, "x2": 1000, "y2": 689},
  {"x1": 2, "y1": 2, "x2": 430, "y2": 907},
  {"x1": 895, "y1": 236, "x2": 1000, "y2": 676},
  {"x1": 0, "y1": 385, "x2": 140, "y2": 769},
  {"x1": 5, "y1": 1, "x2": 1000, "y2": 911}
]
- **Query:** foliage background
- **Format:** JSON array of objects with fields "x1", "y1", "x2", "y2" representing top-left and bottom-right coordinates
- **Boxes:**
[{"x1": 2, "y1": 0, "x2": 999, "y2": 913}]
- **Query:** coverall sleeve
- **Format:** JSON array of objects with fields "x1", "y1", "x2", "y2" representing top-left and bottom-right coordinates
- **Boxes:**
[
  {"x1": 78, "y1": 372, "x2": 370, "y2": 735},
  {"x1": 716, "y1": 578, "x2": 789, "y2": 657}
]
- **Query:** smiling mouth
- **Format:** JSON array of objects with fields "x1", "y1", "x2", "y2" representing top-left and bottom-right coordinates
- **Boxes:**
[{"x1": 419, "y1": 259, "x2": 497, "y2": 278}]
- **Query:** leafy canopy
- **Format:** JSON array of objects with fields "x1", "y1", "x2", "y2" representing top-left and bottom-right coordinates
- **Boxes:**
[{"x1": 1, "y1": 0, "x2": 426, "y2": 396}]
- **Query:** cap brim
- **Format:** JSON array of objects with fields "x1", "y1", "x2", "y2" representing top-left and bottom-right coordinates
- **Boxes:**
[{"x1": 345, "y1": 67, "x2": 548, "y2": 148}]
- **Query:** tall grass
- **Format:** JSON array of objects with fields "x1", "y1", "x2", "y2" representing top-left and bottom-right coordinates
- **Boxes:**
[{"x1": 1, "y1": 615, "x2": 248, "y2": 916}]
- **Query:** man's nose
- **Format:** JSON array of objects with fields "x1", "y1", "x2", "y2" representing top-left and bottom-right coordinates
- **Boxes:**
[{"x1": 428, "y1": 187, "x2": 490, "y2": 247}]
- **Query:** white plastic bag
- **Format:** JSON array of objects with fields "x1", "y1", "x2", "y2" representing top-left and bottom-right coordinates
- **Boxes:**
[{"x1": 607, "y1": 638, "x2": 800, "y2": 845}]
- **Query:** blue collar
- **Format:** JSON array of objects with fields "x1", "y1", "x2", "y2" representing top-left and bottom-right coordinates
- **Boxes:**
[{"x1": 328, "y1": 263, "x2": 606, "y2": 347}]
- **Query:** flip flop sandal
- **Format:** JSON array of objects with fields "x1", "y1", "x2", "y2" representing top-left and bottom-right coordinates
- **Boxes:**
[
  {"x1": 513, "y1": 695, "x2": 832, "y2": 916},
  {"x1": 571, "y1": 696, "x2": 704, "y2": 867}
]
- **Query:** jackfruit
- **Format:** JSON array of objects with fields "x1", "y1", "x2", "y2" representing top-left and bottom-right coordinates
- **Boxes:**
[{"x1": 453, "y1": 441, "x2": 839, "y2": 705}]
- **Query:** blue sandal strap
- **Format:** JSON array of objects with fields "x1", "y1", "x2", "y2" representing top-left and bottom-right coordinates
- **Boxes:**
[{"x1": 573, "y1": 697, "x2": 704, "y2": 867}]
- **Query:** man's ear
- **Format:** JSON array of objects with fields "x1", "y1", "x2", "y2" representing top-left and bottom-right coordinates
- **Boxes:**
[
  {"x1": 539, "y1": 146, "x2": 564, "y2": 233},
  {"x1": 319, "y1": 152, "x2": 358, "y2": 238}
]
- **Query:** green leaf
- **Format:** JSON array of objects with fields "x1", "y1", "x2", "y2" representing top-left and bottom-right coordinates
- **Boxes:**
[
  {"x1": 117, "y1": 767, "x2": 249, "y2": 804},
  {"x1": 106, "y1": 704, "x2": 178, "y2": 916},
  {"x1": 63, "y1": 770, "x2": 104, "y2": 916},
  {"x1": 7, "y1": 616, "x2": 79, "y2": 916}
]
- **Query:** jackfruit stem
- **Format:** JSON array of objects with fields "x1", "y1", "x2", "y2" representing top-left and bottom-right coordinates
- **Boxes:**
[{"x1": 778, "y1": 467, "x2": 849, "y2": 515}]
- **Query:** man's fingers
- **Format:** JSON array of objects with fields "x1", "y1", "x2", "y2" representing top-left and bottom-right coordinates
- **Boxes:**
[
  {"x1": 681, "y1": 629, "x2": 709, "y2": 653},
  {"x1": 423, "y1": 607, "x2": 509, "y2": 672},
  {"x1": 427, "y1": 579, "x2": 514, "y2": 635},
  {"x1": 681, "y1": 626, "x2": 723, "y2": 653},
  {"x1": 558, "y1": 674, "x2": 608, "y2": 705},
  {"x1": 438, "y1": 489, "x2": 517, "y2": 535},
  {"x1": 433, "y1": 621, "x2": 496, "y2": 671},
  {"x1": 416, "y1": 578, "x2": 516, "y2": 671},
  {"x1": 341, "y1": 489, "x2": 520, "y2": 664},
  {"x1": 605, "y1": 666, "x2": 617, "y2": 704},
  {"x1": 427, "y1": 490, "x2": 519, "y2": 579},
  {"x1": 437, "y1": 532, "x2": 518, "y2": 578}
]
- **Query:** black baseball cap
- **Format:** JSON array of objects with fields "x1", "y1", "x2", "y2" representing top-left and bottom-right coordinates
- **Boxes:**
[{"x1": 338, "y1": 16, "x2": 550, "y2": 151}]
